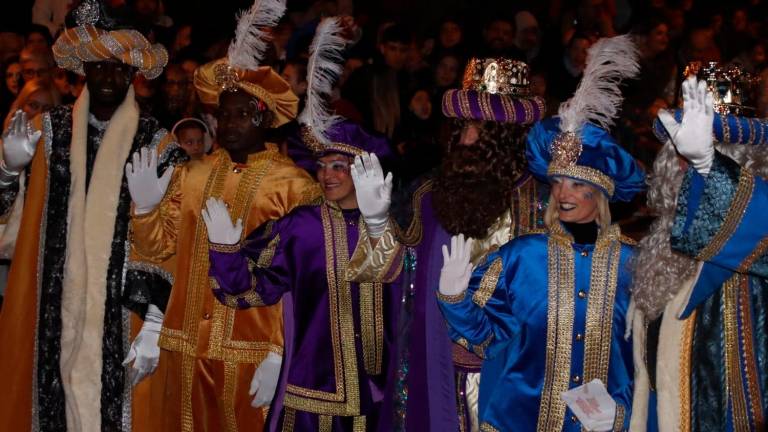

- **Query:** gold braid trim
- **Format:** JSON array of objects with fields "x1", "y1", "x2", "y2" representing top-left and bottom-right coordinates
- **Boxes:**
[
  {"x1": 738, "y1": 275, "x2": 765, "y2": 429},
  {"x1": 696, "y1": 169, "x2": 754, "y2": 261},
  {"x1": 737, "y1": 235, "x2": 768, "y2": 272},
  {"x1": 612, "y1": 404, "x2": 626, "y2": 431},
  {"x1": 393, "y1": 179, "x2": 433, "y2": 246},
  {"x1": 724, "y1": 275, "x2": 752, "y2": 432},
  {"x1": 437, "y1": 290, "x2": 467, "y2": 304},
  {"x1": 678, "y1": 311, "x2": 696, "y2": 432},
  {"x1": 210, "y1": 242, "x2": 242, "y2": 253},
  {"x1": 472, "y1": 258, "x2": 503, "y2": 308}
]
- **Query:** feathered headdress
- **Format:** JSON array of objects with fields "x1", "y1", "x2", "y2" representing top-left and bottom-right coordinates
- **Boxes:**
[
  {"x1": 299, "y1": 17, "x2": 349, "y2": 150},
  {"x1": 551, "y1": 35, "x2": 640, "y2": 168},
  {"x1": 214, "y1": 0, "x2": 286, "y2": 90},
  {"x1": 525, "y1": 34, "x2": 646, "y2": 202}
]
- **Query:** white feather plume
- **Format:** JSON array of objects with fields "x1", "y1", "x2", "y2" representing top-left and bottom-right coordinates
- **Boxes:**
[
  {"x1": 558, "y1": 34, "x2": 639, "y2": 133},
  {"x1": 227, "y1": 0, "x2": 286, "y2": 71},
  {"x1": 298, "y1": 17, "x2": 347, "y2": 145}
]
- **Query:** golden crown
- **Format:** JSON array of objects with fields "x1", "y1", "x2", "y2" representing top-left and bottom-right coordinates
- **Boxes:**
[{"x1": 461, "y1": 58, "x2": 531, "y2": 97}]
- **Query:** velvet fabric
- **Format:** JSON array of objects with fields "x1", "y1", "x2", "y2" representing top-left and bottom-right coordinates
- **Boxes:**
[{"x1": 653, "y1": 109, "x2": 768, "y2": 145}]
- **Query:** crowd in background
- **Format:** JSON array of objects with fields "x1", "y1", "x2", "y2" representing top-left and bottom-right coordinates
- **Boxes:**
[{"x1": 1, "y1": 0, "x2": 767, "y2": 188}]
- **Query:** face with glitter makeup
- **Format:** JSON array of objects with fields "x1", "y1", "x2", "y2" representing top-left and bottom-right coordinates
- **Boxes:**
[{"x1": 550, "y1": 176, "x2": 600, "y2": 223}]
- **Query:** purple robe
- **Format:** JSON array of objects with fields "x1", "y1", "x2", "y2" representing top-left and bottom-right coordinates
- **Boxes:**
[{"x1": 208, "y1": 201, "x2": 401, "y2": 431}]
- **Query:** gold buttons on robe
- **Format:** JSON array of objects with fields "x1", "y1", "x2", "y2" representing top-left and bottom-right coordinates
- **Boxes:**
[
  {"x1": 203, "y1": 312, "x2": 211, "y2": 320},
  {"x1": 575, "y1": 333, "x2": 584, "y2": 341},
  {"x1": 571, "y1": 415, "x2": 579, "y2": 423},
  {"x1": 580, "y1": 250, "x2": 589, "y2": 257},
  {"x1": 233, "y1": 166, "x2": 242, "y2": 173},
  {"x1": 577, "y1": 290, "x2": 587, "y2": 299},
  {"x1": 572, "y1": 375, "x2": 582, "y2": 384}
]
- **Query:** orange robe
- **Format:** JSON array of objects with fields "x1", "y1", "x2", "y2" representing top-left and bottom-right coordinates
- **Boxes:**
[{"x1": 131, "y1": 145, "x2": 320, "y2": 432}]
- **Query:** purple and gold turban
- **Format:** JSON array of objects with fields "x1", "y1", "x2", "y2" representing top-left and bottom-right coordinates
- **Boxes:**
[
  {"x1": 194, "y1": 58, "x2": 299, "y2": 128},
  {"x1": 442, "y1": 58, "x2": 546, "y2": 124},
  {"x1": 52, "y1": 25, "x2": 168, "y2": 79}
]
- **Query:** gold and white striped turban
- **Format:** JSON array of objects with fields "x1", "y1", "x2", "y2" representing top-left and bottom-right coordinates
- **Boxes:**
[{"x1": 52, "y1": 24, "x2": 168, "y2": 79}]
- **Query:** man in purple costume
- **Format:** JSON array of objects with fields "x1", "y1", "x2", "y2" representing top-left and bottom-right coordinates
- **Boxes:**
[
  {"x1": 201, "y1": 117, "x2": 402, "y2": 431},
  {"x1": 349, "y1": 58, "x2": 549, "y2": 431}
]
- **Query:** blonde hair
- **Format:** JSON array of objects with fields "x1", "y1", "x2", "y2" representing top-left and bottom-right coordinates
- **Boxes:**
[
  {"x1": 544, "y1": 183, "x2": 611, "y2": 231},
  {"x1": 4, "y1": 78, "x2": 61, "y2": 129}
]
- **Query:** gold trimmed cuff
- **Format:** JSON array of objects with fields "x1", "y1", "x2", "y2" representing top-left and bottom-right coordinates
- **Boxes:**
[
  {"x1": 472, "y1": 258, "x2": 503, "y2": 308},
  {"x1": 210, "y1": 242, "x2": 242, "y2": 253},
  {"x1": 437, "y1": 290, "x2": 467, "y2": 304},
  {"x1": 613, "y1": 404, "x2": 626, "y2": 431},
  {"x1": 548, "y1": 165, "x2": 615, "y2": 197}
]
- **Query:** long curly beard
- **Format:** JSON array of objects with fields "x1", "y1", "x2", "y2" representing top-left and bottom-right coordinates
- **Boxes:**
[{"x1": 433, "y1": 121, "x2": 528, "y2": 238}]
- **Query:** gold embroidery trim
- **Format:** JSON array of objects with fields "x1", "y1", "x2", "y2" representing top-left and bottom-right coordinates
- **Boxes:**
[
  {"x1": 547, "y1": 165, "x2": 615, "y2": 197},
  {"x1": 282, "y1": 407, "x2": 296, "y2": 432},
  {"x1": 473, "y1": 333, "x2": 493, "y2": 359},
  {"x1": 437, "y1": 290, "x2": 466, "y2": 304},
  {"x1": 678, "y1": 311, "x2": 696, "y2": 432},
  {"x1": 223, "y1": 361, "x2": 238, "y2": 431},
  {"x1": 536, "y1": 234, "x2": 575, "y2": 432},
  {"x1": 582, "y1": 231, "x2": 621, "y2": 386},
  {"x1": 480, "y1": 422, "x2": 500, "y2": 432},
  {"x1": 283, "y1": 203, "x2": 361, "y2": 416},
  {"x1": 393, "y1": 179, "x2": 433, "y2": 246},
  {"x1": 180, "y1": 353, "x2": 196, "y2": 432},
  {"x1": 353, "y1": 415, "x2": 366, "y2": 432},
  {"x1": 210, "y1": 242, "x2": 242, "y2": 253},
  {"x1": 472, "y1": 258, "x2": 503, "y2": 308},
  {"x1": 360, "y1": 280, "x2": 385, "y2": 375},
  {"x1": 723, "y1": 275, "x2": 751, "y2": 432},
  {"x1": 256, "y1": 234, "x2": 280, "y2": 268},
  {"x1": 696, "y1": 169, "x2": 755, "y2": 261},
  {"x1": 613, "y1": 404, "x2": 625, "y2": 431},
  {"x1": 319, "y1": 415, "x2": 332, "y2": 432},
  {"x1": 738, "y1": 275, "x2": 765, "y2": 428},
  {"x1": 737, "y1": 235, "x2": 768, "y2": 272}
]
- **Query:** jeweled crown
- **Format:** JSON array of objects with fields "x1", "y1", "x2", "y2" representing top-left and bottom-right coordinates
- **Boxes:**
[
  {"x1": 461, "y1": 58, "x2": 531, "y2": 97},
  {"x1": 684, "y1": 61, "x2": 760, "y2": 116}
]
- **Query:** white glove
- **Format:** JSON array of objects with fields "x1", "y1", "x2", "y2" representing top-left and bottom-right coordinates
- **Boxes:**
[
  {"x1": 122, "y1": 304, "x2": 163, "y2": 386},
  {"x1": 125, "y1": 147, "x2": 174, "y2": 214},
  {"x1": 350, "y1": 153, "x2": 393, "y2": 238},
  {"x1": 201, "y1": 197, "x2": 243, "y2": 245},
  {"x1": 658, "y1": 76, "x2": 715, "y2": 175},
  {"x1": 2, "y1": 110, "x2": 41, "y2": 174},
  {"x1": 249, "y1": 352, "x2": 282, "y2": 408},
  {"x1": 438, "y1": 234, "x2": 475, "y2": 296},
  {"x1": 561, "y1": 379, "x2": 618, "y2": 431}
]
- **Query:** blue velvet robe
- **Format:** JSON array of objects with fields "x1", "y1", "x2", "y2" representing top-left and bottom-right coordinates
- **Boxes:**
[
  {"x1": 661, "y1": 152, "x2": 768, "y2": 431},
  {"x1": 438, "y1": 224, "x2": 634, "y2": 431},
  {"x1": 207, "y1": 200, "x2": 401, "y2": 431}
]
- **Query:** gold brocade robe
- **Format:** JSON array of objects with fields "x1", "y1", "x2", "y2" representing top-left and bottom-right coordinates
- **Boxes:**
[{"x1": 130, "y1": 145, "x2": 320, "y2": 431}]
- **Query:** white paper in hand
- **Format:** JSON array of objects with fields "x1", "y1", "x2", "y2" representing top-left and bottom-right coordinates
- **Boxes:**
[{"x1": 561, "y1": 379, "x2": 616, "y2": 431}]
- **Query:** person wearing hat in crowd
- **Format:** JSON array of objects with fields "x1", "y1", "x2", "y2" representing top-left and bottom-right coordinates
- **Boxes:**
[
  {"x1": 126, "y1": 0, "x2": 320, "y2": 430},
  {"x1": 347, "y1": 58, "x2": 548, "y2": 430},
  {"x1": 0, "y1": 0, "x2": 181, "y2": 430},
  {"x1": 631, "y1": 74, "x2": 768, "y2": 431},
  {"x1": 436, "y1": 35, "x2": 644, "y2": 431},
  {"x1": 203, "y1": 18, "x2": 401, "y2": 431},
  {"x1": 171, "y1": 117, "x2": 212, "y2": 159}
]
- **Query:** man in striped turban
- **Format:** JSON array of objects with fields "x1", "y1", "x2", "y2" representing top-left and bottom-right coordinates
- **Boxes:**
[{"x1": 0, "y1": 1, "x2": 185, "y2": 431}]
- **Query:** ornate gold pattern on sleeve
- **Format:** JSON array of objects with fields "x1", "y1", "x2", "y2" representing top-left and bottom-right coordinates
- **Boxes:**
[
  {"x1": 256, "y1": 234, "x2": 280, "y2": 268},
  {"x1": 209, "y1": 242, "x2": 242, "y2": 253},
  {"x1": 612, "y1": 404, "x2": 625, "y2": 431},
  {"x1": 480, "y1": 422, "x2": 500, "y2": 432},
  {"x1": 696, "y1": 169, "x2": 754, "y2": 261},
  {"x1": 472, "y1": 258, "x2": 503, "y2": 308},
  {"x1": 346, "y1": 219, "x2": 403, "y2": 283},
  {"x1": 437, "y1": 290, "x2": 467, "y2": 304},
  {"x1": 393, "y1": 179, "x2": 433, "y2": 246}
]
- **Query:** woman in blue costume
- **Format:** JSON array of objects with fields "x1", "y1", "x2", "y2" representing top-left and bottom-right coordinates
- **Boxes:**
[{"x1": 436, "y1": 35, "x2": 645, "y2": 432}]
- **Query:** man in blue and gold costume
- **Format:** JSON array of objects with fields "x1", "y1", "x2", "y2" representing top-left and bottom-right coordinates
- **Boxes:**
[
  {"x1": 436, "y1": 35, "x2": 644, "y2": 432},
  {"x1": 631, "y1": 73, "x2": 768, "y2": 431}
]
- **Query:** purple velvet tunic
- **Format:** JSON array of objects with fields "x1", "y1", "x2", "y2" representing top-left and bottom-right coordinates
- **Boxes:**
[{"x1": 208, "y1": 201, "x2": 400, "y2": 430}]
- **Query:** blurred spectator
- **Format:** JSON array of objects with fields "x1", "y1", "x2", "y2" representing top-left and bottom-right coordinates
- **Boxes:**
[
  {"x1": 679, "y1": 15, "x2": 721, "y2": 65},
  {"x1": 171, "y1": 117, "x2": 211, "y2": 159},
  {"x1": 428, "y1": 17, "x2": 465, "y2": 60},
  {"x1": 25, "y1": 24, "x2": 53, "y2": 51},
  {"x1": 342, "y1": 22, "x2": 413, "y2": 139},
  {"x1": 481, "y1": 17, "x2": 524, "y2": 59},
  {"x1": 19, "y1": 46, "x2": 54, "y2": 85},
  {"x1": 154, "y1": 63, "x2": 195, "y2": 128},
  {"x1": 3, "y1": 78, "x2": 61, "y2": 128},
  {"x1": 730, "y1": 39, "x2": 767, "y2": 73},
  {"x1": 397, "y1": 87, "x2": 441, "y2": 185},
  {"x1": 627, "y1": 15, "x2": 677, "y2": 108},
  {"x1": 51, "y1": 67, "x2": 80, "y2": 104},
  {"x1": 557, "y1": 0, "x2": 617, "y2": 45},
  {"x1": 0, "y1": 57, "x2": 21, "y2": 117},
  {"x1": 281, "y1": 58, "x2": 308, "y2": 101},
  {"x1": 169, "y1": 23, "x2": 192, "y2": 59},
  {"x1": 547, "y1": 33, "x2": 591, "y2": 103},
  {"x1": 514, "y1": 11, "x2": 541, "y2": 62},
  {"x1": 133, "y1": 73, "x2": 161, "y2": 117},
  {"x1": 720, "y1": 7, "x2": 751, "y2": 61},
  {"x1": 0, "y1": 31, "x2": 24, "y2": 63}
]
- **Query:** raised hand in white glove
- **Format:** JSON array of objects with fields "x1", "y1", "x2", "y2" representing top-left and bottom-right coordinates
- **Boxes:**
[
  {"x1": 249, "y1": 352, "x2": 282, "y2": 408},
  {"x1": 561, "y1": 379, "x2": 618, "y2": 431},
  {"x1": 125, "y1": 147, "x2": 174, "y2": 214},
  {"x1": 2, "y1": 110, "x2": 41, "y2": 174},
  {"x1": 350, "y1": 153, "x2": 393, "y2": 238},
  {"x1": 201, "y1": 197, "x2": 243, "y2": 245},
  {"x1": 122, "y1": 304, "x2": 163, "y2": 386},
  {"x1": 439, "y1": 234, "x2": 475, "y2": 297},
  {"x1": 657, "y1": 76, "x2": 715, "y2": 175}
]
